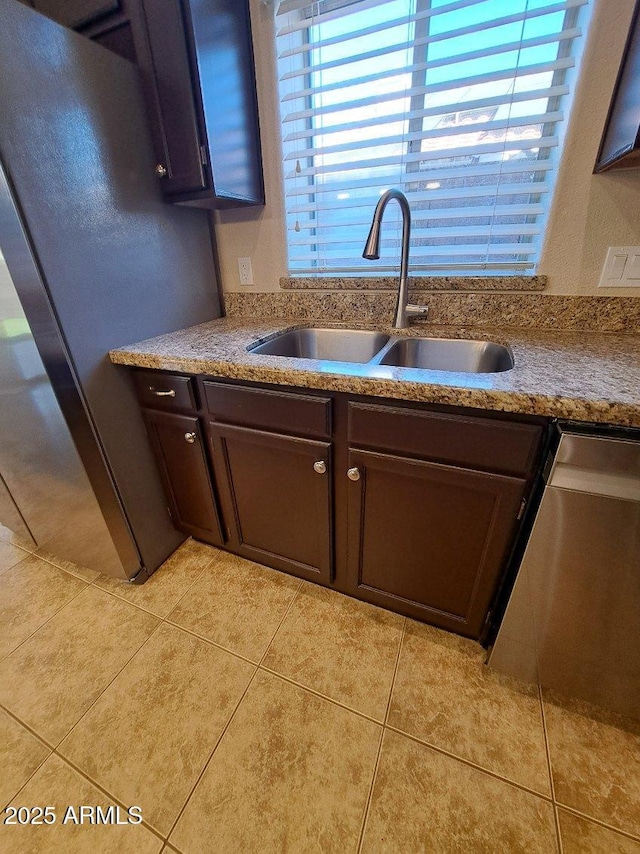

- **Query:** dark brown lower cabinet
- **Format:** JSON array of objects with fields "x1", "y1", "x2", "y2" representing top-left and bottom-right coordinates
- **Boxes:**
[
  {"x1": 133, "y1": 370, "x2": 545, "y2": 639},
  {"x1": 209, "y1": 423, "x2": 333, "y2": 583},
  {"x1": 346, "y1": 448, "x2": 526, "y2": 637},
  {"x1": 142, "y1": 408, "x2": 224, "y2": 546}
]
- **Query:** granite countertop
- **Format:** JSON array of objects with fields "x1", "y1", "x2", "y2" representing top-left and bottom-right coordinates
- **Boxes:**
[{"x1": 110, "y1": 318, "x2": 640, "y2": 427}]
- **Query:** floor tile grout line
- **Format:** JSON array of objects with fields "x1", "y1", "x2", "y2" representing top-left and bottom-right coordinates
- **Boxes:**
[
  {"x1": 2, "y1": 709, "x2": 164, "y2": 841},
  {"x1": 0, "y1": 538, "x2": 35, "y2": 557},
  {"x1": 539, "y1": 685, "x2": 563, "y2": 853},
  {"x1": 140, "y1": 544, "x2": 224, "y2": 619},
  {"x1": 383, "y1": 618, "x2": 406, "y2": 727},
  {"x1": 384, "y1": 724, "x2": 555, "y2": 803},
  {"x1": 162, "y1": 618, "x2": 261, "y2": 667},
  {"x1": 0, "y1": 580, "x2": 89, "y2": 666},
  {"x1": 2, "y1": 732, "x2": 55, "y2": 812},
  {"x1": 356, "y1": 727, "x2": 385, "y2": 854},
  {"x1": 258, "y1": 664, "x2": 383, "y2": 726},
  {"x1": 162, "y1": 665, "x2": 261, "y2": 847},
  {"x1": 257, "y1": 578, "x2": 305, "y2": 668},
  {"x1": 356, "y1": 618, "x2": 407, "y2": 854},
  {"x1": 554, "y1": 802, "x2": 640, "y2": 844},
  {"x1": 538, "y1": 686, "x2": 558, "y2": 802},
  {"x1": 0, "y1": 704, "x2": 56, "y2": 752},
  {"x1": 29, "y1": 551, "x2": 99, "y2": 584},
  {"x1": 86, "y1": 545, "x2": 223, "y2": 620},
  {"x1": 2, "y1": 750, "x2": 52, "y2": 813},
  {"x1": 52, "y1": 619, "x2": 166, "y2": 752},
  {"x1": 45, "y1": 749, "x2": 166, "y2": 844},
  {"x1": 553, "y1": 804, "x2": 565, "y2": 854},
  {"x1": 165, "y1": 580, "x2": 380, "y2": 850}
]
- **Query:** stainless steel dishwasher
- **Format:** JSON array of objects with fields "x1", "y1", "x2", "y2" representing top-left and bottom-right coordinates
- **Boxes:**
[{"x1": 488, "y1": 429, "x2": 640, "y2": 721}]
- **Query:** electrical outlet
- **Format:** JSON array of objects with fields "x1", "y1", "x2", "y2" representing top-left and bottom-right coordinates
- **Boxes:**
[
  {"x1": 599, "y1": 246, "x2": 640, "y2": 288},
  {"x1": 237, "y1": 256, "x2": 254, "y2": 286}
]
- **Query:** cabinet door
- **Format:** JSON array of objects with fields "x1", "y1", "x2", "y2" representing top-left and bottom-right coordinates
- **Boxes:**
[
  {"x1": 143, "y1": 409, "x2": 224, "y2": 546},
  {"x1": 140, "y1": 0, "x2": 207, "y2": 195},
  {"x1": 186, "y1": 0, "x2": 264, "y2": 204},
  {"x1": 210, "y1": 423, "x2": 333, "y2": 583},
  {"x1": 346, "y1": 449, "x2": 526, "y2": 638}
]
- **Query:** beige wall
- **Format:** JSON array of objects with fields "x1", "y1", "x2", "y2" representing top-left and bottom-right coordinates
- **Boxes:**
[{"x1": 215, "y1": 0, "x2": 640, "y2": 296}]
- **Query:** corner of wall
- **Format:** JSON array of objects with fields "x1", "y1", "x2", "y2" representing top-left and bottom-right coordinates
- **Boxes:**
[
  {"x1": 213, "y1": 0, "x2": 287, "y2": 295},
  {"x1": 539, "y1": 0, "x2": 640, "y2": 296}
]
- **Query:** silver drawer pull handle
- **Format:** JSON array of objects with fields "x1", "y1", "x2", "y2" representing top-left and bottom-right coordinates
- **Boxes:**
[
  {"x1": 150, "y1": 388, "x2": 176, "y2": 397},
  {"x1": 347, "y1": 467, "x2": 360, "y2": 481},
  {"x1": 313, "y1": 460, "x2": 326, "y2": 474},
  {"x1": 184, "y1": 432, "x2": 197, "y2": 444}
]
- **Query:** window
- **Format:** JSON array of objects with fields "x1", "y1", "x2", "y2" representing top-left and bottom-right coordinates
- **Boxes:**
[{"x1": 274, "y1": 0, "x2": 590, "y2": 276}]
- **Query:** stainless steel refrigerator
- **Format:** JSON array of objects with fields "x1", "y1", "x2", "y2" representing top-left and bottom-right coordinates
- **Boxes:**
[{"x1": 0, "y1": 0, "x2": 222, "y2": 579}]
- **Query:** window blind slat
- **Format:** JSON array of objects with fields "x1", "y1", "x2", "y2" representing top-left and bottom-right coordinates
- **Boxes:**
[
  {"x1": 291, "y1": 263, "x2": 536, "y2": 273},
  {"x1": 290, "y1": 245, "x2": 540, "y2": 261},
  {"x1": 285, "y1": 160, "x2": 556, "y2": 197},
  {"x1": 277, "y1": 0, "x2": 587, "y2": 57},
  {"x1": 282, "y1": 85, "x2": 570, "y2": 143},
  {"x1": 281, "y1": 31, "x2": 580, "y2": 103},
  {"x1": 279, "y1": 3, "x2": 582, "y2": 80},
  {"x1": 281, "y1": 57, "x2": 575, "y2": 123},
  {"x1": 288, "y1": 205, "x2": 546, "y2": 228},
  {"x1": 277, "y1": 0, "x2": 482, "y2": 40},
  {"x1": 288, "y1": 183, "x2": 553, "y2": 213},
  {"x1": 283, "y1": 112, "x2": 563, "y2": 161},
  {"x1": 288, "y1": 226, "x2": 542, "y2": 248},
  {"x1": 285, "y1": 137, "x2": 559, "y2": 179}
]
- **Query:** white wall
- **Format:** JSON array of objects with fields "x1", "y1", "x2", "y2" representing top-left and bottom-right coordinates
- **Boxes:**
[{"x1": 215, "y1": 0, "x2": 640, "y2": 296}]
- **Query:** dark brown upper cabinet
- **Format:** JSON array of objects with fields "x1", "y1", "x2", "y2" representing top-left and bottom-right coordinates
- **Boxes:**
[
  {"x1": 27, "y1": 0, "x2": 265, "y2": 206},
  {"x1": 595, "y1": 0, "x2": 640, "y2": 172}
]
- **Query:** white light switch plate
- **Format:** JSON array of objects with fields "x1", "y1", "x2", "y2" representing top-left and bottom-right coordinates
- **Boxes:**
[{"x1": 598, "y1": 246, "x2": 640, "y2": 288}]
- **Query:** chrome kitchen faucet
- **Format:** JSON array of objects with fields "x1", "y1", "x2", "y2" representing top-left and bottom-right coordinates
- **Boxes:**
[{"x1": 362, "y1": 188, "x2": 428, "y2": 329}]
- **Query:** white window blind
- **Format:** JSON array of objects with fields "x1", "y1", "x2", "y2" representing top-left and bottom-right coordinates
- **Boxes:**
[{"x1": 274, "y1": 0, "x2": 590, "y2": 275}]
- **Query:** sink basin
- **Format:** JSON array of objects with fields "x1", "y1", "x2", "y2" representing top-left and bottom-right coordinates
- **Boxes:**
[
  {"x1": 248, "y1": 328, "x2": 391, "y2": 363},
  {"x1": 377, "y1": 337, "x2": 514, "y2": 373}
]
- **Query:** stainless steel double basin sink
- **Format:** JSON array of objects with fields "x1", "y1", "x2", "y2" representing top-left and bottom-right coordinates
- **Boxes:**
[{"x1": 248, "y1": 327, "x2": 514, "y2": 374}]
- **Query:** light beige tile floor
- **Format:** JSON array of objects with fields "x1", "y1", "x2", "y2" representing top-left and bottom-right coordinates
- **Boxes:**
[{"x1": 1, "y1": 539, "x2": 638, "y2": 853}]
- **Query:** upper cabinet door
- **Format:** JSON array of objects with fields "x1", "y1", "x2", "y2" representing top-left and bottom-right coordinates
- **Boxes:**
[
  {"x1": 183, "y1": 0, "x2": 265, "y2": 206},
  {"x1": 141, "y1": 0, "x2": 264, "y2": 205},
  {"x1": 140, "y1": 0, "x2": 208, "y2": 195}
]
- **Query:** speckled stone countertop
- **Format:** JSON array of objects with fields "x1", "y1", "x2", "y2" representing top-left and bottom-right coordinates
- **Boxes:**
[{"x1": 110, "y1": 318, "x2": 640, "y2": 427}]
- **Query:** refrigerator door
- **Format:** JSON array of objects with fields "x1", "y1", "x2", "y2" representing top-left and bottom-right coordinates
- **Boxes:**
[
  {"x1": 0, "y1": 249, "x2": 130, "y2": 576},
  {"x1": 0, "y1": 0, "x2": 222, "y2": 576}
]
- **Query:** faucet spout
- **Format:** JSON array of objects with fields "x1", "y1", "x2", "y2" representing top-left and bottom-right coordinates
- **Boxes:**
[{"x1": 362, "y1": 188, "x2": 427, "y2": 329}]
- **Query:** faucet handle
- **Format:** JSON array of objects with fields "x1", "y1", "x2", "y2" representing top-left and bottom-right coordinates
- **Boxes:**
[{"x1": 405, "y1": 303, "x2": 428, "y2": 318}]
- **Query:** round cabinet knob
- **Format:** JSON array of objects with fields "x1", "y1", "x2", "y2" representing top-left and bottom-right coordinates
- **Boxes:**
[
  {"x1": 155, "y1": 164, "x2": 168, "y2": 177},
  {"x1": 184, "y1": 432, "x2": 197, "y2": 444},
  {"x1": 313, "y1": 460, "x2": 327, "y2": 474},
  {"x1": 347, "y1": 467, "x2": 361, "y2": 482}
]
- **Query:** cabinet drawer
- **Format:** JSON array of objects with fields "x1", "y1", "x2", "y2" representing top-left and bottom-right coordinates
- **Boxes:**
[
  {"x1": 132, "y1": 370, "x2": 196, "y2": 412},
  {"x1": 202, "y1": 381, "x2": 332, "y2": 438},
  {"x1": 348, "y1": 402, "x2": 543, "y2": 477}
]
